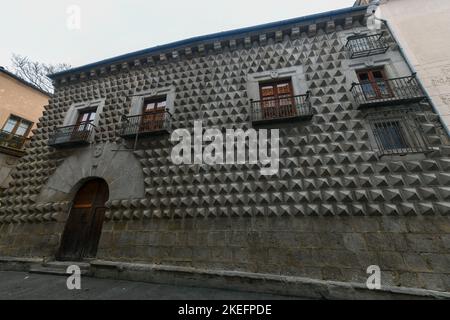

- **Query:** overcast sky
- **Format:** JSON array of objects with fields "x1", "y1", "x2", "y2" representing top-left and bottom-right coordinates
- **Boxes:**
[{"x1": 1, "y1": 0, "x2": 355, "y2": 70}]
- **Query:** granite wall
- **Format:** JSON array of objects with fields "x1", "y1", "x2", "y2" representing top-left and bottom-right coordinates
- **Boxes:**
[{"x1": 1, "y1": 11, "x2": 449, "y2": 291}]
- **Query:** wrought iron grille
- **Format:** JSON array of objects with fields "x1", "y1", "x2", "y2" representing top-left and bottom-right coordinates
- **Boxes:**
[
  {"x1": 119, "y1": 110, "x2": 172, "y2": 138},
  {"x1": 48, "y1": 122, "x2": 95, "y2": 147},
  {"x1": 250, "y1": 93, "x2": 312, "y2": 124},
  {"x1": 367, "y1": 110, "x2": 433, "y2": 156},
  {"x1": 0, "y1": 130, "x2": 28, "y2": 151},
  {"x1": 350, "y1": 75, "x2": 426, "y2": 108},
  {"x1": 346, "y1": 33, "x2": 390, "y2": 58}
]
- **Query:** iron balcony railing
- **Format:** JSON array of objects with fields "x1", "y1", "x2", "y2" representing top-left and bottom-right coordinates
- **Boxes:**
[
  {"x1": 48, "y1": 121, "x2": 95, "y2": 148},
  {"x1": 346, "y1": 33, "x2": 390, "y2": 58},
  {"x1": 0, "y1": 130, "x2": 28, "y2": 152},
  {"x1": 119, "y1": 110, "x2": 172, "y2": 138},
  {"x1": 250, "y1": 93, "x2": 312, "y2": 124},
  {"x1": 350, "y1": 75, "x2": 426, "y2": 108}
]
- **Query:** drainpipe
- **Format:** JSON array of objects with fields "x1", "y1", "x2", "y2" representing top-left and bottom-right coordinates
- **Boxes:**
[{"x1": 367, "y1": 1, "x2": 450, "y2": 137}]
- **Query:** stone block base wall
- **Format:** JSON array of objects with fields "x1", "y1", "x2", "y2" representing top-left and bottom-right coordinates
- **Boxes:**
[
  {"x1": 0, "y1": 221, "x2": 63, "y2": 257},
  {"x1": 1, "y1": 216, "x2": 449, "y2": 292}
]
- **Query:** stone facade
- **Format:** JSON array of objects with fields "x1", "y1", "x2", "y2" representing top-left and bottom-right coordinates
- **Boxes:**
[{"x1": 1, "y1": 6, "x2": 449, "y2": 292}]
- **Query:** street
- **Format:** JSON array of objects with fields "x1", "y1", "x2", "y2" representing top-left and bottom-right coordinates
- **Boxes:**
[{"x1": 0, "y1": 271, "x2": 301, "y2": 300}]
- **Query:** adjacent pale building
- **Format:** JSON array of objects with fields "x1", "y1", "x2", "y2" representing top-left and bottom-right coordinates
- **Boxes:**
[
  {"x1": 358, "y1": 0, "x2": 450, "y2": 133},
  {"x1": 0, "y1": 67, "x2": 49, "y2": 191}
]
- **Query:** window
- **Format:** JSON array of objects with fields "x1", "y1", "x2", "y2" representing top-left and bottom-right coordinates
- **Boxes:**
[
  {"x1": 143, "y1": 97, "x2": 166, "y2": 113},
  {"x1": 75, "y1": 109, "x2": 96, "y2": 132},
  {"x1": 259, "y1": 79, "x2": 297, "y2": 119},
  {"x1": 140, "y1": 96, "x2": 167, "y2": 132},
  {"x1": 2, "y1": 115, "x2": 32, "y2": 137},
  {"x1": 121, "y1": 89, "x2": 174, "y2": 138},
  {"x1": 372, "y1": 120, "x2": 410, "y2": 151},
  {"x1": 367, "y1": 110, "x2": 432, "y2": 156},
  {"x1": 76, "y1": 109, "x2": 96, "y2": 124},
  {"x1": 357, "y1": 68, "x2": 392, "y2": 100}
]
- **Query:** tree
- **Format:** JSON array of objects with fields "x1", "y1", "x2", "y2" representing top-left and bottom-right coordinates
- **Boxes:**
[{"x1": 10, "y1": 54, "x2": 71, "y2": 94}]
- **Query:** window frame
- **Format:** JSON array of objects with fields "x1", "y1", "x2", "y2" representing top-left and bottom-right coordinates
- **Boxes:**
[
  {"x1": 258, "y1": 79, "x2": 294, "y2": 101},
  {"x1": 75, "y1": 108, "x2": 97, "y2": 125},
  {"x1": 247, "y1": 66, "x2": 308, "y2": 103},
  {"x1": 1, "y1": 114, "x2": 33, "y2": 137},
  {"x1": 128, "y1": 87, "x2": 175, "y2": 118},
  {"x1": 257, "y1": 78, "x2": 299, "y2": 120},
  {"x1": 62, "y1": 99, "x2": 105, "y2": 128},
  {"x1": 73, "y1": 107, "x2": 98, "y2": 133},
  {"x1": 356, "y1": 67, "x2": 393, "y2": 100},
  {"x1": 371, "y1": 118, "x2": 411, "y2": 152},
  {"x1": 142, "y1": 96, "x2": 167, "y2": 114},
  {"x1": 140, "y1": 95, "x2": 168, "y2": 132},
  {"x1": 365, "y1": 109, "x2": 432, "y2": 157}
]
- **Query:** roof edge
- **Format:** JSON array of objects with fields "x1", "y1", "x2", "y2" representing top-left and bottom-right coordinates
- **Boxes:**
[
  {"x1": 0, "y1": 67, "x2": 52, "y2": 97},
  {"x1": 49, "y1": 5, "x2": 368, "y2": 80}
]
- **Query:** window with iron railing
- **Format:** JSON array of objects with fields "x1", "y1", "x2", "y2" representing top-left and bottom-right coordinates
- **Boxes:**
[
  {"x1": 351, "y1": 72, "x2": 426, "y2": 108},
  {"x1": 0, "y1": 115, "x2": 32, "y2": 152},
  {"x1": 48, "y1": 122, "x2": 96, "y2": 148},
  {"x1": 2, "y1": 115, "x2": 32, "y2": 137},
  {"x1": 367, "y1": 110, "x2": 433, "y2": 156},
  {"x1": 346, "y1": 33, "x2": 390, "y2": 58},
  {"x1": 251, "y1": 79, "x2": 312, "y2": 124},
  {"x1": 120, "y1": 96, "x2": 172, "y2": 138},
  {"x1": 119, "y1": 111, "x2": 172, "y2": 138},
  {"x1": 48, "y1": 109, "x2": 97, "y2": 148}
]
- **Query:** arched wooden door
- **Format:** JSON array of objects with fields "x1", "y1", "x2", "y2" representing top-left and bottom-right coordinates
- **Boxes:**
[{"x1": 57, "y1": 179, "x2": 109, "y2": 261}]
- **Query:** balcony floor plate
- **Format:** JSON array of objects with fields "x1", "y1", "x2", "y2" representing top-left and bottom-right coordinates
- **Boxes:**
[
  {"x1": 350, "y1": 46, "x2": 389, "y2": 59},
  {"x1": 357, "y1": 96, "x2": 427, "y2": 109},
  {"x1": 120, "y1": 128, "x2": 170, "y2": 139},
  {"x1": 252, "y1": 113, "x2": 313, "y2": 126},
  {"x1": 48, "y1": 139, "x2": 91, "y2": 148}
]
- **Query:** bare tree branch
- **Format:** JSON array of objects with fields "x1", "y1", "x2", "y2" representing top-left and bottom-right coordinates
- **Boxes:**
[{"x1": 10, "y1": 54, "x2": 71, "y2": 94}]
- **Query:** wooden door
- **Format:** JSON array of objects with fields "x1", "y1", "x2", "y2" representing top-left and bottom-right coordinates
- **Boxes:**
[
  {"x1": 259, "y1": 80, "x2": 296, "y2": 119},
  {"x1": 357, "y1": 69, "x2": 392, "y2": 100},
  {"x1": 141, "y1": 98, "x2": 166, "y2": 132},
  {"x1": 57, "y1": 179, "x2": 109, "y2": 261}
]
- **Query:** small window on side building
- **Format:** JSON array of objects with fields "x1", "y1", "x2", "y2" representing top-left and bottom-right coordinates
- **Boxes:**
[{"x1": 2, "y1": 115, "x2": 33, "y2": 137}]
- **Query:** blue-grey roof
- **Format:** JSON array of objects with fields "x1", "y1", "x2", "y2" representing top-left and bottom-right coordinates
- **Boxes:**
[{"x1": 49, "y1": 5, "x2": 367, "y2": 79}]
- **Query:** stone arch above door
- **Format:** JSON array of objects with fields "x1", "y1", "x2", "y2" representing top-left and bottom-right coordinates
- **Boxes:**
[{"x1": 38, "y1": 142, "x2": 145, "y2": 204}]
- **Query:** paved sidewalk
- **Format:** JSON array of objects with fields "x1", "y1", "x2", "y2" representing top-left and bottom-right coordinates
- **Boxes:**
[{"x1": 0, "y1": 271, "x2": 301, "y2": 300}]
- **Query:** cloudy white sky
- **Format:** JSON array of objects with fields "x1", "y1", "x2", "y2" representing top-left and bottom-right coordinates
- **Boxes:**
[{"x1": 1, "y1": 0, "x2": 355, "y2": 70}]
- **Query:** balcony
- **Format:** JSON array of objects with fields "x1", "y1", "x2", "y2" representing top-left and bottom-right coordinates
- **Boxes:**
[
  {"x1": 250, "y1": 93, "x2": 312, "y2": 125},
  {"x1": 346, "y1": 33, "x2": 390, "y2": 58},
  {"x1": 119, "y1": 110, "x2": 172, "y2": 138},
  {"x1": 350, "y1": 75, "x2": 426, "y2": 109},
  {"x1": 0, "y1": 130, "x2": 28, "y2": 155},
  {"x1": 48, "y1": 122, "x2": 95, "y2": 148}
]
